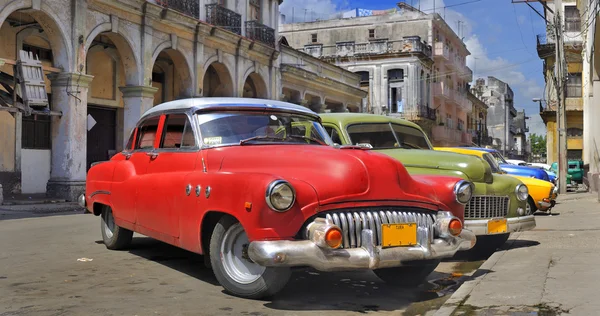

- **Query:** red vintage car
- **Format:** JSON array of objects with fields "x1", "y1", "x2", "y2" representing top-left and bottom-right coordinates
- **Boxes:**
[{"x1": 80, "y1": 98, "x2": 476, "y2": 299}]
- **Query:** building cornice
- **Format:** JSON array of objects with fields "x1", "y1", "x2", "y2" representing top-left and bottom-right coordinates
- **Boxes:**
[{"x1": 281, "y1": 65, "x2": 367, "y2": 99}]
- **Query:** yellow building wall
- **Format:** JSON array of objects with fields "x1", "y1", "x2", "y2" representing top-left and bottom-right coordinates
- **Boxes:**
[{"x1": 0, "y1": 24, "x2": 17, "y2": 172}]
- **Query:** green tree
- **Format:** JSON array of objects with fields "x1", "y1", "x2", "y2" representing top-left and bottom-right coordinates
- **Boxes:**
[{"x1": 529, "y1": 133, "x2": 547, "y2": 157}]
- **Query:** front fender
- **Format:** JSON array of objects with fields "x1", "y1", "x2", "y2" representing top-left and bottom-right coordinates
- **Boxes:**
[
  {"x1": 411, "y1": 175, "x2": 465, "y2": 222},
  {"x1": 194, "y1": 172, "x2": 320, "y2": 242}
]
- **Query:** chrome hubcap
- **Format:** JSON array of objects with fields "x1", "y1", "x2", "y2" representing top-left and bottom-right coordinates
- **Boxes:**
[
  {"x1": 103, "y1": 209, "x2": 115, "y2": 239},
  {"x1": 526, "y1": 203, "x2": 532, "y2": 214},
  {"x1": 220, "y1": 224, "x2": 265, "y2": 284}
]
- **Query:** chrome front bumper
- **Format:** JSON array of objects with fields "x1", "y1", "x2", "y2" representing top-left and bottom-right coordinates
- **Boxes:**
[
  {"x1": 464, "y1": 215, "x2": 536, "y2": 236},
  {"x1": 248, "y1": 224, "x2": 476, "y2": 272}
]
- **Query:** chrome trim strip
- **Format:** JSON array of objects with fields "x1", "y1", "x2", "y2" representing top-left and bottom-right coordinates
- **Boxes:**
[{"x1": 89, "y1": 190, "x2": 111, "y2": 198}]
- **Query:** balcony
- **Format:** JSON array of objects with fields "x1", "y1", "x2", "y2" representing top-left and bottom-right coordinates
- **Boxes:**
[
  {"x1": 433, "y1": 82, "x2": 450, "y2": 99},
  {"x1": 245, "y1": 20, "x2": 275, "y2": 47},
  {"x1": 461, "y1": 132, "x2": 471, "y2": 145},
  {"x1": 206, "y1": 3, "x2": 242, "y2": 35},
  {"x1": 432, "y1": 126, "x2": 462, "y2": 144},
  {"x1": 400, "y1": 36, "x2": 432, "y2": 58},
  {"x1": 355, "y1": 40, "x2": 393, "y2": 55},
  {"x1": 155, "y1": 0, "x2": 199, "y2": 19},
  {"x1": 336, "y1": 41, "x2": 356, "y2": 57},
  {"x1": 417, "y1": 104, "x2": 436, "y2": 121},
  {"x1": 434, "y1": 42, "x2": 450, "y2": 60}
]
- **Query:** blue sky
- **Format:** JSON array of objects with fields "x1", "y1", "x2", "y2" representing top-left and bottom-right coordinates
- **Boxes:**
[{"x1": 280, "y1": 0, "x2": 549, "y2": 136}]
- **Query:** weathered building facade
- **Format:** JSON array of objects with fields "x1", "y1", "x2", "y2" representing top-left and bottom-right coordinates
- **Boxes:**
[
  {"x1": 536, "y1": 0, "x2": 584, "y2": 163},
  {"x1": 467, "y1": 88, "x2": 491, "y2": 147},
  {"x1": 577, "y1": 0, "x2": 600, "y2": 192},
  {"x1": 474, "y1": 77, "x2": 518, "y2": 156},
  {"x1": 279, "y1": 3, "x2": 473, "y2": 145},
  {"x1": 513, "y1": 110, "x2": 530, "y2": 160},
  {"x1": 0, "y1": 0, "x2": 365, "y2": 200}
]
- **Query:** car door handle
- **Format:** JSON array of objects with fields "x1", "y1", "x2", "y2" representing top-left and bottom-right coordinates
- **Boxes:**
[{"x1": 146, "y1": 152, "x2": 158, "y2": 159}]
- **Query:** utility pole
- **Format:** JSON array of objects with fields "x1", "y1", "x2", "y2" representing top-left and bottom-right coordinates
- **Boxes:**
[{"x1": 554, "y1": 0, "x2": 568, "y2": 194}]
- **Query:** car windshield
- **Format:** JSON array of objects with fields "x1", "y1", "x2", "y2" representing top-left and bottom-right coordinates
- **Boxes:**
[
  {"x1": 196, "y1": 111, "x2": 333, "y2": 147},
  {"x1": 482, "y1": 153, "x2": 502, "y2": 173},
  {"x1": 346, "y1": 123, "x2": 431, "y2": 149},
  {"x1": 491, "y1": 151, "x2": 508, "y2": 164}
]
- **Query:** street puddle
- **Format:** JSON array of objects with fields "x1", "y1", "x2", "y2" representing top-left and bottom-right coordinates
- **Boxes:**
[{"x1": 403, "y1": 260, "x2": 486, "y2": 315}]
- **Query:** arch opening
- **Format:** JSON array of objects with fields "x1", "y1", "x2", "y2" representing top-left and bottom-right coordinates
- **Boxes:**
[
  {"x1": 242, "y1": 72, "x2": 268, "y2": 99},
  {"x1": 203, "y1": 62, "x2": 234, "y2": 97}
]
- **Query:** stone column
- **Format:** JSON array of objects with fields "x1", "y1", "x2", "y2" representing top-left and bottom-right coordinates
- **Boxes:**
[
  {"x1": 119, "y1": 86, "x2": 159, "y2": 147},
  {"x1": 46, "y1": 72, "x2": 94, "y2": 201}
]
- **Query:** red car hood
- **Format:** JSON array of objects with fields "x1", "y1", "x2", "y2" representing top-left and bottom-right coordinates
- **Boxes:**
[{"x1": 206, "y1": 145, "x2": 441, "y2": 209}]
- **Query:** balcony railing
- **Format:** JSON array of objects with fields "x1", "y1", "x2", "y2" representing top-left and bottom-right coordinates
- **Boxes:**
[
  {"x1": 245, "y1": 20, "x2": 275, "y2": 47},
  {"x1": 433, "y1": 82, "x2": 450, "y2": 99},
  {"x1": 434, "y1": 42, "x2": 450, "y2": 60},
  {"x1": 156, "y1": 0, "x2": 199, "y2": 19},
  {"x1": 206, "y1": 3, "x2": 241, "y2": 35},
  {"x1": 401, "y1": 36, "x2": 432, "y2": 58},
  {"x1": 304, "y1": 44, "x2": 323, "y2": 58},
  {"x1": 355, "y1": 40, "x2": 393, "y2": 55},
  {"x1": 417, "y1": 105, "x2": 436, "y2": 120}
]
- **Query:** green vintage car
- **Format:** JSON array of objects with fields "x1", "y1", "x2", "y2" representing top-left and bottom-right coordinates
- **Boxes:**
[{"x1": 320, "y1": 113, "x2": 535, "y2": 251}]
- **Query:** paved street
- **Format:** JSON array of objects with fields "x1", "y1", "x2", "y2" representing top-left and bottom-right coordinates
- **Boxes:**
[
  {"x1": 0, "y1": 205, "x2": 482, "y2": 316},
  {"x1": 437, "y1": 192, "x2": 600, "y2": 316},
  {"x1": 2, "y1": 192, "x2": 597, "y2": 316}
]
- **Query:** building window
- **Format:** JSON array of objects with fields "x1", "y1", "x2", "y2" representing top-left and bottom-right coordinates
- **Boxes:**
[
  {"x1": 566, "y1": 73, "x2": 582, "y2": 97},
  {"x1": 249, "y1": 0, "x2": 261, "y2": 22},
  {"x1": 388, "y1": 69, "x2": 404, "y2": 82},
  {"x1": 356, "y1": 71, "x2": 369, "y2": 86},
  {"x1": 565, "y1": 6, "x2": 581, "y2": 32},
  {"x1": 22, "y1": 114, "x2": 51, "y2": 149},
  {"x1": 311, "y1": 33, "x2": 318, "y2": 43},
  {"x1": 567, "y1": 127, "x2": 583, "y2": 137},
  {"x1": 369, "y1": 29, "x2": 375, "y2": 39},
  {"x1": 22, "y1": 44, "x2": 53, "y2": 62}
]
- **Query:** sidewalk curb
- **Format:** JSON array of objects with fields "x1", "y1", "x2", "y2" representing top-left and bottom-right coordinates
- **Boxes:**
[{"x1": 433, "y1": 238, "x2": 515, "y2": 316}]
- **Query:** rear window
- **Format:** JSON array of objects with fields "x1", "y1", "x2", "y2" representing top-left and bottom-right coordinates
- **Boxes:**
[
  {"x1": 346, "y1": 123, "x2": 430, "y2": 149},
  {"x1": 482, "y1": 153, "x2": 502, "y2": 173}
]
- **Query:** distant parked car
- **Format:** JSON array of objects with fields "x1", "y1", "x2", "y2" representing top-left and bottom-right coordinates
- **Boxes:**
[
  {"x1": 551, "y1": 160, "x2": 583, "y2": 186},
  {"x1": 470, "y1": 147, "x2": 550, "y2": 182},
  {"x1": 527, "y1": 163, "x2": 558, "y2": 185},
  {"x1": 437, "y1": 148, "x2": 557, "y2": 214},
  {"x1": 319, "y1": 113, "x2": 532, "y2": 252},
  {"x1": 80, "y1": 98, "x2": 476, "y2": 299},
  {"x1": 506, "y1": 159, "x2": 527, "y2": 166}
]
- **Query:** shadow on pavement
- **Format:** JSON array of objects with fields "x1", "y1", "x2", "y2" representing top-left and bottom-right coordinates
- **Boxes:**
[
  {"x1": 501, "y1": 239, "x2": 540, "y2": 251},
  {"x1": 263, "y1": 268, "x2": 455, "y2": 312},
  {"x1": 116, "y1": 237, "x2": 221, "y2": 286},
  {"x1": 113, "y1": 236, "x2": 460, "y2": 313},
  {"x1": 534, "y1": 211, "x2": 561, "y2": 216}
]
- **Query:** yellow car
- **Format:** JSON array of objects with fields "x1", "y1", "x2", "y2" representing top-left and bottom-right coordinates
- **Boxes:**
[{"x1": 435, "y1": 147, "x2": 557, "y2": 214}]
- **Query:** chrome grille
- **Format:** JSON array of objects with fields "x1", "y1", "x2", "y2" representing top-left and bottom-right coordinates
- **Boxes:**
[
  {"x1": 465, "y1": 195, "x2": 510, "y2": 219},
  {"x1": 322, "y1": 209, "x2": 436, "y2": 249}
]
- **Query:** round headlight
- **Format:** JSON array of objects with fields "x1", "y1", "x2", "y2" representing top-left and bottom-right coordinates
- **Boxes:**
[
  {"x1": 515, "y1": 184, "x2": 529, "y2": 201},
  {"x1": 266, "y1": 180, "x2": 296, "y2": 212},
  {"x1": 454, "y1": 180, "x2": 473, "y2": 204}
]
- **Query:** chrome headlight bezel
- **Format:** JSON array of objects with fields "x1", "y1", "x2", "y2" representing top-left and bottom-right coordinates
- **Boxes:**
[
  {"x1": 454, "y1": 180, "x2": 473, "y2": 205},
  {"x1": 265, "y1": 180, "x2": 296, "y2": 212},
  {"x1": 515, "y1": 184, "x2": 529, "y2": 201}
]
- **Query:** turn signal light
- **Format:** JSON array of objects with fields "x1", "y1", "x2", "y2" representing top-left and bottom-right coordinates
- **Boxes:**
[
  {"x1": 448, "y1": 219, "x2": 462, "y2": 236},
  {"x1": 325, "y1": 228, "x2": 343, "y2": 249}
]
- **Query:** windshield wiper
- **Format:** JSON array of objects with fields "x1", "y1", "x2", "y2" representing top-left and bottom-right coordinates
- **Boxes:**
[
  {"x1": 398, "y1": 142, "x2": 421, "y2": 149},
  {"x1": 239, "y1": 135, "x2": 284, "y2": 145},
  {"x1": 286, "y1": 135, "x2": 327, "y2": 145}
]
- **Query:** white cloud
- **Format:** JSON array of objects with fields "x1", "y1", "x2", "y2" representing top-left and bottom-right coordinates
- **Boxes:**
[
  {"x1": 279, "y1": 0, "x2": 347, "y2": 23},
  {"x1": 418, "y1": 0, "x2": 545, "y2": 135}
]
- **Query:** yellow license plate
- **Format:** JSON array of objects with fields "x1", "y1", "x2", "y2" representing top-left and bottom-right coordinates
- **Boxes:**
[
  {"x1": 381, "y1": 223, "x2": 417, "y2": 248},
  {"x1": 487, "y1": 218, "x2": 508, "y2": 234}
]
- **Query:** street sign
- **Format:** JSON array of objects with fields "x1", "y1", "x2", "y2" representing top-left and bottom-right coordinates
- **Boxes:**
[{"x1": 87, "y1": 114, "x2": 97, "y2": 131}]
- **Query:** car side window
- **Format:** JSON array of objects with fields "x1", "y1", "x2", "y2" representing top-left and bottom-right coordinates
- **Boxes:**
[
  {"x1": 324, "y1": 126, "x2": 342, "y2": 144},
  {"x1": 135, "y1": 116, "x2": 160, "y2": 150},
  {"x1": 160, "y1": 114, "x2": 196, "y2": 149},
  {"x1": 124, "y1": 128, "x2": 136, "y2": 151}
]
